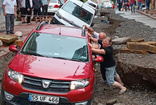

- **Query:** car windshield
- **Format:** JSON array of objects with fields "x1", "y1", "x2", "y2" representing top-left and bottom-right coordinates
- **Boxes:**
[
  {"x1": 62, "y1": 1, "x2": 93, "y2": 24},
  {"x1": 21, "y1": 32, "x2": 89, "y2": 62}
]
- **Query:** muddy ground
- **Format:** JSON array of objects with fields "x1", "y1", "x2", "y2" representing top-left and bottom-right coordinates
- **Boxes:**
[{"x1": 92, "y1": 9, "x2": 156, "y2": 105}]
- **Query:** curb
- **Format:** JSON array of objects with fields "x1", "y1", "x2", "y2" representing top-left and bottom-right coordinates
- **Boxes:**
[{"x1": 136, "y1": 11, "x2": 156, "y2": 20}]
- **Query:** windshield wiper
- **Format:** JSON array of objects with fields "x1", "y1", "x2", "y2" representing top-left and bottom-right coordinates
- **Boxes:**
[
  {"x1": 52, "y1": 57, "x2": 70, "y2": 60},
  {"x1": 21, "y1": 51, "x2": 44, "y2": 57}
]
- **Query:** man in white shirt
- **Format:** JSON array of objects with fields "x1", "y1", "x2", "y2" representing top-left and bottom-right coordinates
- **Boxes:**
[
  {"x1": 2, "y1": 0, "x2": 17, "y2": 34},
  {"x1": 84, "y1": 25, "x2": 106, "y2": 40}
]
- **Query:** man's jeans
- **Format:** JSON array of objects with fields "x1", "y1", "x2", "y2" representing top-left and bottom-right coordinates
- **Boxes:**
[
  {"x1": 5, "y1": 14, "x2": 15, "y2": 34},
  {"x1": 138, "y1": 2, "x2": 142, "y2": 10}
]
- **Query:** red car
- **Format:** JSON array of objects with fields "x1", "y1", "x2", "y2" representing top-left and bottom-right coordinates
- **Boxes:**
[{"x1": 1, "y1": 22, "x2": 103, "y2": 105}]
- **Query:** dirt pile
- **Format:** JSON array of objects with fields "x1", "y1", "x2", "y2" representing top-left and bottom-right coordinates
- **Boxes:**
[{"x1": 92, "y1": 9, "x2": 156, "y2": 105}]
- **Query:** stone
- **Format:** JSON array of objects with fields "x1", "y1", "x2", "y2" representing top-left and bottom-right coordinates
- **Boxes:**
[
  {"x1": 0, "y1": 35, "x2": 18, "y2": 43},
  {"x1": 0, "y1": 40, "x2": 3, "y2": 46},
  {"x1": 112, "y1": 37, "x2": 131, "y2": 44},
  {"x1": 106, "y1": 99, "x2": 117, "y2": 105},
  {"x1": 15, "y1": 31, "x2": 23, "y2": 37}
]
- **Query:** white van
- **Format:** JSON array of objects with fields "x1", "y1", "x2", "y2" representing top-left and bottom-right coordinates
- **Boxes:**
[{"x1": 51, "y1": 0, "x2": 95, "y2": 27}]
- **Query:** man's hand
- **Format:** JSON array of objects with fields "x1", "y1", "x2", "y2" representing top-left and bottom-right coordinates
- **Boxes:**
[
  {"x1": 27, "y1": 8, "x2": 30, "y2": 11},
  {"x1": 15, "y1": 13, "x2": 17, "y2": 18},
  {"x1": 88, "y1": 43, "x2": 93, "y2": 48},
  {"x1": 3, "y1": 12, "x2": 6, "y2": 16}
]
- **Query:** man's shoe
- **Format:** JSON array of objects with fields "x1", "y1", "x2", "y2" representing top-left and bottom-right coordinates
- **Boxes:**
[
  {"x1": 6, "y1": 32, "x2": 10, "y2": 35},
  {"x1": 10, "y1": 32, "x2": 14, "y2": 34}
]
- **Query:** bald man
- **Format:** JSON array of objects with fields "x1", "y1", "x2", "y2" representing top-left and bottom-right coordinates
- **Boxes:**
[{"x1": 84, "y1": 25, "x2": 106, "y2": 40}]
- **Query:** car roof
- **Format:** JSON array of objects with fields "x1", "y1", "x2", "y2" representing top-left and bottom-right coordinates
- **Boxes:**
[{"x1": 34, "y1": 24, "x2": 87, "y2": 38}]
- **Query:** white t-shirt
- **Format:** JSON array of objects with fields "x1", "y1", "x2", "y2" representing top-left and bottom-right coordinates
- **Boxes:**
[
  {"x1": 20, "y1": 0, "x2": 26, "y2": 8},
  {"x1": 3, "y1": 0, "x2": 17, "y2": 14},
  {"x1": 94, "y1": 31, "x2": 99, "y2": 39}
]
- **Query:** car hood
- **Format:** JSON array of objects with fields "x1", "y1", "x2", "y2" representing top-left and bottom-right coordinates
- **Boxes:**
[{"x1": 9, "y1": 54, "x2": 92, "y2": 80}]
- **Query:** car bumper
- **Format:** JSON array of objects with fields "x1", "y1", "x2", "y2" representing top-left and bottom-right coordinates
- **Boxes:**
[
  {"x1": 1, "y1": 75, "x2": 94, "y2": 105},
  {"x1": 1, "y1": 88, "x2": 93, "y2": 105}
]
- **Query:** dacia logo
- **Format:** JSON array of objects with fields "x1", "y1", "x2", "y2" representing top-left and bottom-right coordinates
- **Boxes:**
[{"x1": 42, "y1": 80, "x2": 51, "y2": 89}]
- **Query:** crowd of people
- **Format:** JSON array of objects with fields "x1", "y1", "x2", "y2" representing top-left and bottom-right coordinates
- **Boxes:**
[
  {"x1": 117, "y1": 0, "x2": 153, "y2": 14},
  {"x1": 2, "y1": 0, "x2": 49, "y2": 34},
  {"x1": 84, "y1": 25, "x2": 127, "y2": 95}
]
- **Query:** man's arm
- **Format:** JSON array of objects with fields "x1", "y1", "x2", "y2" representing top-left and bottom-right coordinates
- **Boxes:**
[
  {"x1": 2, "y1": 5, "x2": 6, "y2": 16},
  {"x1": 14, "y1": 5, "x2": 17, "y2": 17},
  {"x1": 84, "y1": 25, "x2": 94, "y2": 34},
  {"x1": 91, "y1": 48, "x2": 105, "y2": 55}
]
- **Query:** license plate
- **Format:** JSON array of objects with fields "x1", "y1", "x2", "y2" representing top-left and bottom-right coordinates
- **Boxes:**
[{"x1": 29, "y1": 94, "x2": 59, "y2": 104}]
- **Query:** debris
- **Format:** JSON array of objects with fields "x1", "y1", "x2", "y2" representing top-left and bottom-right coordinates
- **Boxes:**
[
  {"x1": 0, "y1": 40, "x2": 3, "y2": 46},
  {"x1": 112, "y1": 37, "x2": 131, "y2": 44},
  {"x1": 0, "y1": 35, "x2": 18, "y2": 43},
  {"x1": 15, "y1": 31, "x2": 23, "y2": 37},
  {"x1": 106, "y1": 99, "x2": 117, "y2": 105}
]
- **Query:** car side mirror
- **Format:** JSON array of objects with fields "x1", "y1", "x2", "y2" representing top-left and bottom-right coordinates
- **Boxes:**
[
  {"x1": 93, "y1": 55, "x2": 103, "y2": 62},
  {"x1": 9, "y1": 45, "x2": 19, "y2": 52}
]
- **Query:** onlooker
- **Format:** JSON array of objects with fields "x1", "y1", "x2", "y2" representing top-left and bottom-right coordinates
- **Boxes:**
[
  {"x1": 89, "y1": 37, "x2": 127, "y2": 94},
  {"x1": 117, "y1": 0, "x2": 123, "y2": 11},
  {"x1": 19, "y1": 0, "x2": 27, "y2": 23},
  {"x1": 26, "y1": 0, "x2": 33, "y2": 24},
  {"x1": 137, "y1": 0, "x2": 143, "y2": 11},
  {"x1": 130, "y1": 0, "x2": 135, "y2": 14},
  {"x1": 42, "y1": 0, "x2": 49, "y2": 21},
  {"x1": 2, "y1": 0, "x2": 17, "y2": 35},
  {"x1": 146, "y1": 0, "x2": 151, "y2": 11},
  {"x1": 33, "y1": 0, "x2": 43, "y2": 23}
]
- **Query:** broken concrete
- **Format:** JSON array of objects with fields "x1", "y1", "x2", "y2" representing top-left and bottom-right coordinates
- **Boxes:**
[{"x1": 0, "y1": 35, "x2": 18, "y2": 44}]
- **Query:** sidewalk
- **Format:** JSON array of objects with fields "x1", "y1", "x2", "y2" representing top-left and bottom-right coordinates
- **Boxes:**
[
  {"x1": 0, "y1": 21, "x2": 38, "y2": 57},
  {"x1": 136, "y1": 9, "x2": 156, "y2": 20}
]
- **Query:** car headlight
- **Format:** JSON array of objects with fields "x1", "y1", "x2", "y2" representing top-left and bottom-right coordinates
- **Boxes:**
[
  {"x1": 7, "y1": 68, "x2": 24, "y2": 84},
  {"x1": 70, "y1": 79, "x2": 90, "y2": 90}
]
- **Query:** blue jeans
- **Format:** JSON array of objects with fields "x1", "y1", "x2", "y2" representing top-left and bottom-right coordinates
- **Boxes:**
[
  {"x1": 138, "y1": 2, "x2": 142, "y2": 10},
  {"x1": 5, "y1": 14, "x2": 15, "y2": 34},
  {"x1": 130, "y1": 4, "x2": 135, "y2": 13},
  {"x1": 105, "y1": 66, "x2": 117, "y2": 86}
]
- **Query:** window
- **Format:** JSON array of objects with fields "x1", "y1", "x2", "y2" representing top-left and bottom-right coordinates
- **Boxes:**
[
  {"x1": 21, "y1": 33, "x2": 89, "y2": 62},
  {"x1": 62, "y1": 1, "x2": 93, "y2": 24}
]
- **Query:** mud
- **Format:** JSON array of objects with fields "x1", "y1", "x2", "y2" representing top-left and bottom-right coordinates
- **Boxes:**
[{"x1": 92, "y1": 9, "x2": 156, "y2": 105}]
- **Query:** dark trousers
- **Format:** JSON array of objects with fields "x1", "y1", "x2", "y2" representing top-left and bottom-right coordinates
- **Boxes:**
[
  {"x1": 118, "y1": 3, "x2": 122, "y2": 11},
  {"x1": 26, "y1": 9, "x2": 32, "y2": 23},
  {"x1": 146, "y1": 2, "x2": 150, "y2": 11},
  {"x1": 5, "y1": 14, "x2": 15, "y2": 34},
  {"x1": 42, "y1": 5, "x2": 48, "y2": 16},
  {"x1": 100, "y1": 63, "x2": 106, "y2": 81}
]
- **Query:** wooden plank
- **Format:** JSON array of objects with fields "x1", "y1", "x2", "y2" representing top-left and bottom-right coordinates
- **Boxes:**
[
  {"x1": 127, "y1": 42, "x2": 156, "y2": 53},
  {"x1": 120, "y1": 48, "x2": 148, "y2": 54},
  {"x1": 130, "y1": 38, "x2": 144, "y2": 42}
]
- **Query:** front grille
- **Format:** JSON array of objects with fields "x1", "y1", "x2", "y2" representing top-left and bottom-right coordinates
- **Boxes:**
[{"x1": 22, "y1": 75, "x2": 71, "y2": 93}]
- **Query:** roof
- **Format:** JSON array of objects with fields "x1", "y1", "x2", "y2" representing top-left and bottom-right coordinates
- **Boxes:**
[{"x1": 34, "y1": 24, "x2": 87, "y2": 38}]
